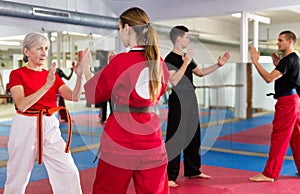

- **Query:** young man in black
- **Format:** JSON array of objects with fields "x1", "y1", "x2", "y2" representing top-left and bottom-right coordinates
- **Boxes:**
[{"x1": 165, "y1": 25, "x2": 230, "y2": 187}]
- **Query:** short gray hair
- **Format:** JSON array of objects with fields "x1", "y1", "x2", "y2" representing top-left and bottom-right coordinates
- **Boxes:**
[{"x1": 22, "y1": 32, "x2": 49, "y2": 63}]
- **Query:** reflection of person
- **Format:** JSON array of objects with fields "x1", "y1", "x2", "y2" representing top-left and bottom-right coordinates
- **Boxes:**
[
  {"x1": 82, "y1": 7, "x2": 170, "y2": 193},
  {"x1": 4, "y1": 32, "x2": 86, "y2": 193},
  {"x1": 249, "y1": 30, "x2": 300, "y2": 182},
  {"x1": 165, "y1": 25, "x2": 230, "y2": 187},
  {"x1": 95, "y1": 100, "x2": 112, "y2": 126},
  {"x1": 56, "y1": 67, "x2": 74, "y2": 122},
  {"x1": 91, "y1": 65, "x2": 112, "y2": 126}
]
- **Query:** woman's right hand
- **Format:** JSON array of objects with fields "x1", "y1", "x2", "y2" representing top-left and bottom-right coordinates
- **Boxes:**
[{"x1": 45, "y1": 62, "x2": 56, "y2": 89}]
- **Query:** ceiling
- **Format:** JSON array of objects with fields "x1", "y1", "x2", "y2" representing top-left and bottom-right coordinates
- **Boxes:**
[
  {"x1": 103, "y1": 0, "x2": 300, "y2": 21},
  {"x1": 1, "y1": 0, "x2": 300, "y2": 48}
]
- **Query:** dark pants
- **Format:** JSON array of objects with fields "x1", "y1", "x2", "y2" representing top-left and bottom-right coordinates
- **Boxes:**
[
  {"x1": 165, "y1": 90, "x2": 201, "y2": 181},
  {"x1": 58, "y1": 95, "x2": 67, "y2": 121},
  {"x1": 95, "y1": 100, "x2": 112, "y2": 122}
]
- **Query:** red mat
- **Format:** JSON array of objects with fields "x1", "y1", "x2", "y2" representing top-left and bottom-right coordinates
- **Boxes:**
[
  {"x1": 0, "y1": 136, "x2": 8, "y2": 148},
  {"x1": 169, "y1": 164, "x2": 300, "y2": 194},
  {"x1": 218, "y1": 124, "x2": 272, "y2": 145},
  {"x1": 1, "y1": 163, "x2": 299, "y2": 194}
]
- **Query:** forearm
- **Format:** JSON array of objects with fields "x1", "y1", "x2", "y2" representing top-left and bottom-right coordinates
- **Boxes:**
[
  {"x1": 169, "y1": 62, "x2": 188, "y2": 86},
  {"x1": 83, "y1": 67, "x2": 94, "y2": 82},
  {"x1": 253, "y1": 62, "x2": 273, "y2": 83},
  {"x1": 14, "y1": 85, "x2": 51, "y2": 112},
  {"x1": 200, "y1": 64, "x2": 219, "y2": 76},
  {"x1": 68, "y1": 69, "x2": 74, "y2": 79},
  {"x1": 71, "y1": 75, "x2": 83, "y2": 101}
]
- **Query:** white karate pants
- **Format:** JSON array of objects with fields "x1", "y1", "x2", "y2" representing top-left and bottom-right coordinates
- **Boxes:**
[{"x1": 4, "y1": 114, "x2": 82, "y2": 194}]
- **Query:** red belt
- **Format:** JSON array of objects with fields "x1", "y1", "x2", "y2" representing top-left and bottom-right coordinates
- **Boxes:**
[{"x1": 17, "y1": 106, "x2": 72, "y2": 164}]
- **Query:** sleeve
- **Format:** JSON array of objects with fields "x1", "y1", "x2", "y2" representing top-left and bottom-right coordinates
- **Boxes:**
[
  {"x1": 7, "y1": 70, "x2": 22, "y2": 92},
  {"x1": 55, "y1": 73, "x2": 65, "y2": 89},
  {"x1": 275, "y1": 55, "x2": 298, "y2": 75},
  {"x1": 190, "y1": 59, "x2": 197, "y2": 70},
  {"x1": 275, "y1": 59, "x2": 286, "y2": 74},
  {"x1": 165, "y1": 55, "x2": 178, "y2": 71},
  {"x1": 159, "y1": 59, "x2": 170, "y2": 98},
  {"x1": 84, "y1": 56, "x2": 119, "y2": 104},
  {"x1": 56, "y1": 69, "x2": 63, "y2": 78},
  {"x1": 84, "y1": 70, "x2": 103, "y2": 104}
]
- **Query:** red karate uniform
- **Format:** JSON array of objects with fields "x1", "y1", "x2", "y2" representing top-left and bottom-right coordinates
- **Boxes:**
[{"x1": 84, "y1": 48, "x2": 170, "y2": 194}]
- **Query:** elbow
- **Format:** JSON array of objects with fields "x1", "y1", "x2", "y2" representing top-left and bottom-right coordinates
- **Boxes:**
[
  {"x1": 69, "y1": 91, "x2": 82, "y2": 102},
  {"x1": 16, "y1": 105, "x2": 27, "y2": 112},
  {"x1": 170, "y1": 82, "x2": 177, "y2": 87},
  {"x1": 169, "y1": 79, "x2": 178, "y2": 87},
  {"x1": 265, "y1": 77, "x2": 274, "y2": 84},
  {"x1": 265, "y1": 80, "x2": 272, "y2": 84}
]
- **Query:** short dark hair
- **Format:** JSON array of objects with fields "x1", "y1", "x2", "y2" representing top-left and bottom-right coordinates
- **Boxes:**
[
  {"x1": 280, "y1": 30, "x2": 297, "y2": 44},
  {"x1": 169, "y1": 25, "x2": 189, "y2": 44}
]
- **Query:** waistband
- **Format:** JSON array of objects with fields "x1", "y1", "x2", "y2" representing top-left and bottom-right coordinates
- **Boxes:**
[
  {"x1": 17, "y1": 106, "x2": 72, "y2": 164},
  {"x1": 266, "y1": 88, "x2": 297, "y2": 99},
  {"x1": 113, "y1": 105, "x2": 154, "y2": 113}
]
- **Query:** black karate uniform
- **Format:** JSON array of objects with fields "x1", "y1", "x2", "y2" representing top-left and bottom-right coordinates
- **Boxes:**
[{"x1": 165, "y1": 51, "x2": 202, "y2": 181}]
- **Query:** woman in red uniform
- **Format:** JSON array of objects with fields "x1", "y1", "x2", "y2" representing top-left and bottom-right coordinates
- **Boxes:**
[
  {"x1": 83, "y1": 7, "x2": 170, "y2": 194},
  {"x1": 4, "y1": 32, "x2": 86, "y2": 193}
]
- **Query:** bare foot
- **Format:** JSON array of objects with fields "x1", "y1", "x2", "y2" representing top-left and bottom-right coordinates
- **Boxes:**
[
  {"x1": 168, "y1": 181, "x2": 178, "y2": 188},
  {"x1": 249, "y1": 173, "x2": 274, "y2": 182},
  {"x1": 188, "y1": 173, "x2": 211, "y2": 179}
]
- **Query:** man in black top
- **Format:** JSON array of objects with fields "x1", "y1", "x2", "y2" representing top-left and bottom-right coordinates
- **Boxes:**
[
  {"x1": 164, "y1": 25, "x2": 230, "y2": 187},
  {"x1": 249, "y1": 30, "x2": 300, "y2": 182}
]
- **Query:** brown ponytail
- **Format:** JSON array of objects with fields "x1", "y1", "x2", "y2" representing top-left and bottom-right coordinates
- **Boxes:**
[{"x1": 119, "y1": 7, "x2": 163, "y2": 102}]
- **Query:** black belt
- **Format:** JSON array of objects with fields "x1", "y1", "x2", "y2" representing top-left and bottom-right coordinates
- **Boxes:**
[
  {"x1": 266, "y1": 88, "x2": 297, "y2": 99},
  {"x1": 113, "y1": 105, "x2": 154, "y2": 113}
]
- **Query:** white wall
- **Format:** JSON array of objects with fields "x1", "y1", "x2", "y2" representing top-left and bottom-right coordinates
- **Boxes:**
[{"x1": 0, "y1": 6, "x2": 279, "y2": 113}]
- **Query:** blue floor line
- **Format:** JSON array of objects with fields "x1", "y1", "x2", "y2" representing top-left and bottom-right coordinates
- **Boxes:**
[
  {"x1": 211, "y1": 140, "x2": 295, "y2": 156},
  {"x1": 0, "y1": 112, "x2": 284, "y2": 189},
  {"x1": 0, "y1": 126, "x2": 9, "y2": 136},
  {"x1": 202, "y1": 150, "x2": 298, "y2": 176}
]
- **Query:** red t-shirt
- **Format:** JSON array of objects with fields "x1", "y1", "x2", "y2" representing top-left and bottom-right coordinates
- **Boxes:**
[{"x1": 7, "y1": 66, "x2": 64, "y2": 110}]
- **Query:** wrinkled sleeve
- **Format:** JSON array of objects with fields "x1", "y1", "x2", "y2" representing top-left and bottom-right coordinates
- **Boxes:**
[
  {"x1": 84, "y1": 70, "x2": 104, "y2": 104},
  {"x1": 165, "y1": 55, "x2": 177, "y2": 71},
  {"x1": 7, "y1": 70, "x2": 22, "y2": 92},
  {"x1": 159, "y1": 58, "x2": 170, "y2": 98},
  {"x1": 84, "y1": 60, "x2": 117, "y2": 104}
]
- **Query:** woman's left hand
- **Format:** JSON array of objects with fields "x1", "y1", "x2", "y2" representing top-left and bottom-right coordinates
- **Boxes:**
[{"x1": 73, "y1": 47, "x2": 92, "y2": 77}]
